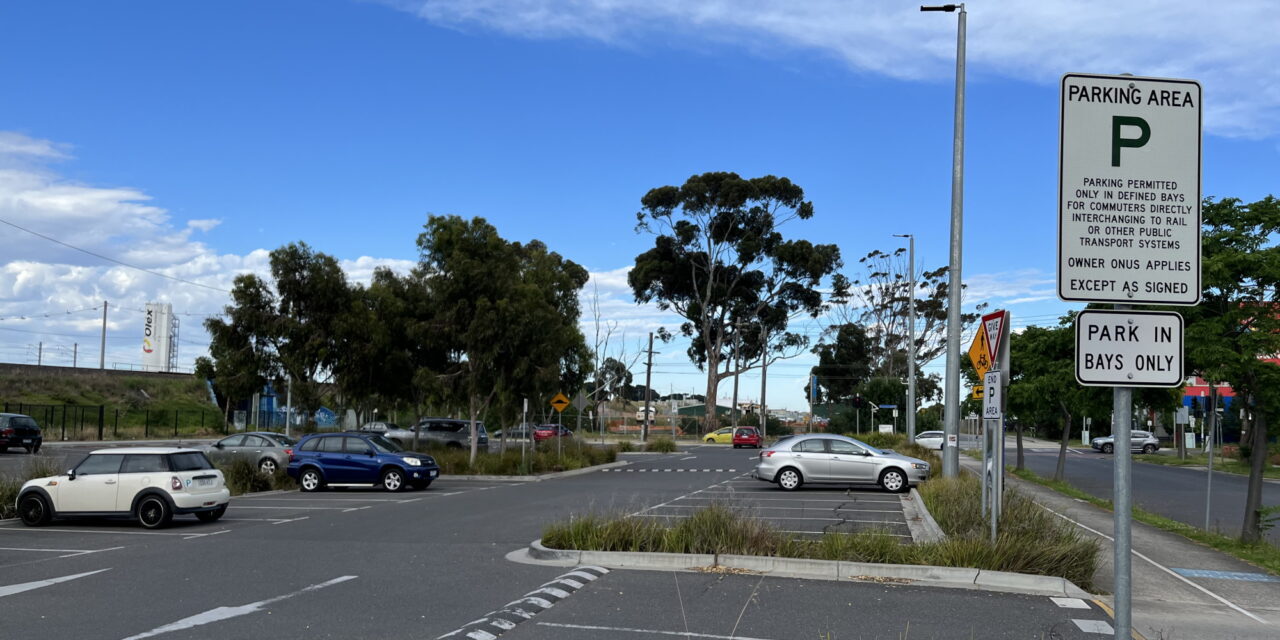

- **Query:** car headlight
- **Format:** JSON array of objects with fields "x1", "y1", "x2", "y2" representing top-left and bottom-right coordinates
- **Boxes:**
[
  {"x1": 403, "y1": 457, "x2": 422, "y2": 466},
  {"x1": 912, "y1": 463, "x2": 928, "y2": 470}
]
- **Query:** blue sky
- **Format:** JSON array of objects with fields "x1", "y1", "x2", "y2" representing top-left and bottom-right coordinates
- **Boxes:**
[{"x1": 0, "y1": 1, "x2": 1276, "y2": 411}]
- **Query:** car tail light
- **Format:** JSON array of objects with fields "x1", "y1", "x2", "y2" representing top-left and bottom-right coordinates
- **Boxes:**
[
  {"x1": 170, "y1": 476, "x2": 183, "y2": 491},
  {"x1": 0, "y1": 428, "x2": 11, "y2": 437},
  {"x1": 285, "y1": 448, "x2": 293, "y2": 460},
  {"x1": 762, "y1": 451, "x2": 774, "y2": 457}
]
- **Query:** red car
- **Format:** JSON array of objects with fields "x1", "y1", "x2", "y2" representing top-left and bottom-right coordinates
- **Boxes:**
[
  {"x1": 732, "y1": 427, "x2": 761, "y2": 449},
  {"x1": 533, "y1": 425, "x2": 573, "y2": 442}
]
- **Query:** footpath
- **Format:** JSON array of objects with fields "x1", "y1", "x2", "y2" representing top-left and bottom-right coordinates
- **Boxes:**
[{"x1": 963, "y1": 452, "x2": 1280, "y2": 640}]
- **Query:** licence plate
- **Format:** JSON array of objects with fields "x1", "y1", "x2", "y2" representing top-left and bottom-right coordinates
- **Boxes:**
[
  {"x1": 196, "y1": 478, "x2": 214, "y2": 487},
  {"x1": 22, "y1": 439, "x2": 31, "y2": 444}
]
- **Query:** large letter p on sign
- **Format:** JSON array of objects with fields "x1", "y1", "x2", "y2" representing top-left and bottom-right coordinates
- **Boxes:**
[{"x1": 1111, "y1": 116, "x2": 1150, "y2": 167}]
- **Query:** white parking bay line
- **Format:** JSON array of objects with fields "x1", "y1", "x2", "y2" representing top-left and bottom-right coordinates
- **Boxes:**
[
  {"x1": 120, "y1": 575, "x2": 357, "y2": 640},
  {"x1": 0, "y1": 546, "x2": 124, "y2": 558},
  {"x1": 0, "y1": 569, "x2": 110, "y2": 598},
  {"x1": 0, "y1": 527, "x2": 196, "y2": 538},
  {"x1": 536, "y1": 622, "x2": 777, "y2": 640},
  {"x1": 230, "y1": 505, "x2": 347, "y2": 510},
  {"x1": 235, "y1": 497, "x2": 405, "y2": 502}
]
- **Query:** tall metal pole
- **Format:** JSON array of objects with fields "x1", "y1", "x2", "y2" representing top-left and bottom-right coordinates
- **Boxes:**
[
  {"x1": 73, "y1": 343, "x2": 78, "y2": 368},
  {"x1": 759, "y1": 327, "x2": 768, "y2": 439},
  {"x1": 896, "y1": 234, "x2": 918, "y2": 440},
  {"x1": 1205, "y1": 384, "x2": 1217, "y2": 530},
  {"x1": 99, "y1": 300, "x2": 108, "y2": 369},
  {"x1": 731, "y1": 332, "x2": 741, "y2": 428},
  {"x1": 642, "y1": 332, "x2": 654, "y2": 443},
  {"x1": 922, "y1": 3, "x2": 966, "y2": 478},
  {"x1": 1112, "y1": 305, "x2": 1133, "y2": 640},
  {"x1": 37, "y1": 341, "x2": 42, "y2": 366}
]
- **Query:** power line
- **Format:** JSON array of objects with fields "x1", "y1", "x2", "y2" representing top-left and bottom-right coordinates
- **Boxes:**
[{"x1": 0, "y1": 216, "x2": 230, "y2": 293}]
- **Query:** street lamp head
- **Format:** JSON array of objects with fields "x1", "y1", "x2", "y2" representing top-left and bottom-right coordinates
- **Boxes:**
[
  {"x1": 920, "y1": 4, "x2": 959, "y2": 11},
  {"x1": 893, "y1": 233, "x2": 912, "y2": 238}
]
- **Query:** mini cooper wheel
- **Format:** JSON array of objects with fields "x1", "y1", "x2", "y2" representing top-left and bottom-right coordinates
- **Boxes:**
[
  {"x1": 879, "y1": 468, "x2": 908, "y2": 493},
  {"x1": 777, "y1": 468, "x2": 803, "y2": 491},
  {"x1": 258, "y1": 458, "x2": 278, "y2": 475},
  {"x1": 19, "y1": 494, "x2": 51, "y2": 526},
  {"x1": 382, "y1": 468, "x2": 405, "y2": 492},
  {"x1": 1142, "y1": 444, "x2": 1157, "y2": 455},
  {"x1": 706, "y1": 438, "x2": 715, "y2": 444},
  {"x1": 300, "y1": 468, "x2": 325, "y2": 492},
  {"x1": 1102, "y1": 443, "x2": 1114, "y2": 454},
  {"x1": 137, "y1": 495, "x2": 172, "y2": 529},
  {"x1": 196, "y1": 504, "x2": 227, "y2": 522}
]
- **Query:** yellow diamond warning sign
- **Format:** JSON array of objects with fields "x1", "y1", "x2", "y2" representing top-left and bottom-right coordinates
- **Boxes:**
[
  {"x1": 969, "y1": 330, "x2": 992, "y2": 379},
  {"x1": 550, "y1": 392, "x2": 571, "y2": 413}
]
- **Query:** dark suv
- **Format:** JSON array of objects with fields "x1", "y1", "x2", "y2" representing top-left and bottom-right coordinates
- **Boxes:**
[
  {"x1": 0, "y1": 413, "x2": 42, "y2": 453},
  {"x1": 287, "y1": 432, "x2": 439, "y2": 492}
]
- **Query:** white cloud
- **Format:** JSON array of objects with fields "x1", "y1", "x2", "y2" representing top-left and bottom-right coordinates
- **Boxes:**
[
  {"x1": 962, "y1": 269, "x2": 1055, "y2": 305},
  {"x1": 186, "y1": 219, "x2": 222, "y2": 233},
  {"x1": 0, "y1": 132, "x2": 69, "y2": 160},
  {"x1": 377, "y1": 0, "x2": 1280, "y2": 138}
]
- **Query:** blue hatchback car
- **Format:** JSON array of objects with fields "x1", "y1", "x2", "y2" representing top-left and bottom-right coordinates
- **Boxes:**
[{"x1": 286, "y1": 432, "x2": 439, "y2": 492}]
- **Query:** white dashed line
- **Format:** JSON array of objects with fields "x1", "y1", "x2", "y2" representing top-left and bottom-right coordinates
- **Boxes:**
[
  {"x1": 535, "y1": 622, "x2": 777, "y2": 639},
  {"x1": 1050, "y1": 597, "x2": 1090, "y2": 609},
  {"x1": 1071, "y1": 619, "x2": 1114, "y2": 633}
]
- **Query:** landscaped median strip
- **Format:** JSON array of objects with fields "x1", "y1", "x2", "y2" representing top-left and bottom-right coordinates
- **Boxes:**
[
  {"x1": 435, "y1": 566, "x2": 609, "y2": 640},
  {"x1": 519, "y1": 539, "x2": 1092, "y2": 598}
]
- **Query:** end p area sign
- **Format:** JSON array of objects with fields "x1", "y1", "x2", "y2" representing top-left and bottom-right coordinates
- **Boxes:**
[
  {"x1": 1059, "y1": 73, "x2": 1201, "y2": 305},
  {"x1": 1075, "y1": 310, "x2": 1183, "y2": 387}
]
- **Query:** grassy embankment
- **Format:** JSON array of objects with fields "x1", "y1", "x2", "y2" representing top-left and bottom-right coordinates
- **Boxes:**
[{"x1": 0, "y1": 368, "x2": 222, "y2": 439}]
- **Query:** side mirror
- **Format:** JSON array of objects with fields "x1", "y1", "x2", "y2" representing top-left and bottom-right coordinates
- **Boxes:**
[
  {"x1": 66, "y1": 469, "x2": 77, "y2": 480},
  {"x1": 214, "y1": 443, "x2": 224, "y2": 449},
  {"x1": 366, "y1": 449, "x2": 376, "y2": 456}
]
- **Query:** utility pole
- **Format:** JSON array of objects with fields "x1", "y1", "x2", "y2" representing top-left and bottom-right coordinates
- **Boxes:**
[
  {"x1": 73, "y1": 343, "x2": 78, "y2": 368},
  {"x1": 99, "y1": 300, "x2": 108, "y2": 369},
  {"x1": 642, "y1": 332, "x2": 655, "y2": 442},
  {"x1": 921, "y1": 3, "x2": 966, "y2": 479},
  {"x1": 37, "y1": 342, "x2": 42, "y2": 366},
  {"x1": 895, "y1": 234, "x2": 917, "y2": 440},
  {"x1": 759, "y1": 327, "x2": 768, "y2": 439},
  {"x1": 731, "y1": 331, "x2": 741, "y2": 428}
]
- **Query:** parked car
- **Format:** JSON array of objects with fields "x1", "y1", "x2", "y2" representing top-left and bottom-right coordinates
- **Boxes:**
[
  {"x1": 533, "y1": 425, "x2": 573, "y2": 441},
  {"x1": 492, "y1": 424, "x2": 535, "y2": 440},
  {"x1": 1091, "y1": 431, "x2": 1160, "y2": 454},
  {"x1": 287, "y1": 432, "x2": 439, "y2": 492},
  {"x1": 16, "y1": 447, "x2": 229, "y2": 528},
  {"x1": 732, "y1": 427, "x2": 761, "y2": 449},
  {"x1": 704, "y1": 427, "x2": 734, "y2": 444},
  {"x1": 914, "y1": 431, "x2": 945, "y2": 450},
  {"x1": 409, "y1": 418, "x2": 489, "y2": 449},
  {"x1": 752, "y1": 434, "x2": 930, "y2": 493},
  {"x1": 0, "y1": 413, "x2": 42, "y2": 454},
  {"x1": 201, "y1": 432, "x2": 296, "y2": 474}
]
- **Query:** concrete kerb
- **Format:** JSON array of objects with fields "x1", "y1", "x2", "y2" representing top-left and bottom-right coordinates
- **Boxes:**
[
  {"x1": 901, "y1": 487, "x2": 946, "y2": 544},
  {"x1": 442, "y1": 460, "x2": 629, "y2": 482},
  {"x1": 519, "y1": 539, "x2": 1091, "y2": 598}
]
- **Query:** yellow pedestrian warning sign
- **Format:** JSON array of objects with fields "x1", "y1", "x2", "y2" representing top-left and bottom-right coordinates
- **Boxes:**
[{"x1": 550, "y1": 392, "x2": 571, "y2": 413}]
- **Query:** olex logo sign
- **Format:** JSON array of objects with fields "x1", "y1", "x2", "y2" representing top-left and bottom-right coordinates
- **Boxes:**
[
  {"x1": 142, "y1": 308, "x2": 155, "y2": 354},
  {"x1": 141, "y1": 303, "x2": 171, "y2": 370}
]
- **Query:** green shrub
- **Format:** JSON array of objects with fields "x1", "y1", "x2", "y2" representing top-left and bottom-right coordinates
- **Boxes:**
[
  {"x1": 0, "y1": 457, "x2": 63, "y2": 518},
  {"x1": 645, "y1": 437, "x2": 678, "y2": 453},
  {"x1": 858, "y1": 432, "x2": 906, "y2": 450},
  {"x1": 615, "y1": 440, "x2": 635, "y2": 453},
  {"x1": 219, "y1": 458, "x2": 273, "y2": 495},
  {"x1": 406, "y1": 439, "x2": 618, "y2": 475}
]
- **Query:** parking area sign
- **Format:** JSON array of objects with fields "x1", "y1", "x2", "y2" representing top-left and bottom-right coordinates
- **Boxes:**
[{"x1": 1058, "y1": 73, "x2": 1201, "y2": 305}]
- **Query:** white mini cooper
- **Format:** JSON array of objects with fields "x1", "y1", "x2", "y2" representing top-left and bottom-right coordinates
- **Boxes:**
[{"x1": 16, "y1": 447, "x2": 231, "y2": 529}]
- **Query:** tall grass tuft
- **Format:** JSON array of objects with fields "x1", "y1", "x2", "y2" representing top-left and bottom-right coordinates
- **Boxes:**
[
  {"x1": 408, "y1": 439, "x2": 618, "y2": 476},
  {"x1": 645, "y1": 437, "x2": 678, "y2": 453}
]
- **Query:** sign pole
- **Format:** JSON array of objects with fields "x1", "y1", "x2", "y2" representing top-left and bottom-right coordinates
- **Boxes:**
[
  {"x1": 1112, "y1": 305, "x2": 1133, "y2": 639},
  {"x1": 1205, "y1": 385, "x2": 1216, "y2": 530}
]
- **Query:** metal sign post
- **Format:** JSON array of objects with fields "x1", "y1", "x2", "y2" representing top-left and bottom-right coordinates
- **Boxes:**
[{"x1": 1060, "y1": 72, "x2": 1201, "y2": 640}]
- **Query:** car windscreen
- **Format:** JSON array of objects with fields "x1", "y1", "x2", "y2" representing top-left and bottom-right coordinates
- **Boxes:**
[
  {"x1": 367, "y1": 434, "x2": 403, "y2": 453},
  {"x1": 168, "y1": 452, "x2": 214, "y2": 471},
  {"x1": 264, "y1": 433, "x2": 296, "y2": 446}
]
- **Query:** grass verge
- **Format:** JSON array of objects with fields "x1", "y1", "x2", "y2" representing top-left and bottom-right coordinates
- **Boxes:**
[
  {"x1": 1135, "y1": 452, "x2": 1280, "y2": 479},
  {"x1": 407, "y1": 439, "x2": 618, "y2": 475},
  {"x1": 645, "y1": 437, "x2": 678, "y2": 453},
  {"x1": 544, "y1": 476, "x2": 1098, "y2": 590},
  {"x1": 218, "y1": 458, "x2": 297, "y2": 496},
  {"x1": 1010, "y1": 467, "x2": 1280, "y2": 576}
]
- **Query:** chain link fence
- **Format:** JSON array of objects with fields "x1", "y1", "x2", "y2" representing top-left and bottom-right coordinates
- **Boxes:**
[{"x1": 2, "y1": 402, "x2": 225, "y2": 441}]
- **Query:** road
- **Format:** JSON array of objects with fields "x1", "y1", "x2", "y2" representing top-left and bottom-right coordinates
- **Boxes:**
[
  {"x1": 1013, "y1": 441, "x2": 1280, "y2": 545},
  {"x1": 0, "y1": 444, "x2": 1139, "y2": 639}
]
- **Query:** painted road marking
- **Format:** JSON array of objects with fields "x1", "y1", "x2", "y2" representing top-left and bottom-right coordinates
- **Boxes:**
[
  {"x1": 435, "y1": 566, "x2": 609, "y2": 640},
  {"x1": 1038, "y1": 505, "x2": 1267, "y2": 624},
  {"x1": 604, "y1": 469, "x2": 737, "y2": 473},
  {"x1": 1050, "y1": 597, "x2": 1091, "y2": 609},
  {"x1": 0, "y1": 527, "x2": 208, "y2": 538},
  {"x1": 0, "y1": 545, "x2": 124, "y2": 558},
  {"x1": 1171, "y1": 568, "x2": 1280, "y2": 583},
  {"x1": 0, "y1": 569, "x2": 110, "y2": 598},
  {"x1": 1072, "y1": 619, "x2": 1114, "y2": 633},
  {"x1": 536, "y1": 622, "x2": 777, "y2": 639},
  {"x1": 119, "y1": 575, "x2": 357, "y2": 640}
]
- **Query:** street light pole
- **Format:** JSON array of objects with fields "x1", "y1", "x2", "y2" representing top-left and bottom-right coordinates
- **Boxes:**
[
  {"x1": 895, "y1": 233, "x2": 917, "y2": 440},
  {"x1": 922, "y1": 2, "x2": 966, "y2": 478}
]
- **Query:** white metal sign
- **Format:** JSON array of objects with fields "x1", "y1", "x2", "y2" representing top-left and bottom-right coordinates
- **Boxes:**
[
  {"x1": 982, "y1": 310, "x2": 1007, "y2": 364},
  {"x1": 982, "y1": 371, "x2": 1002, "y2": 419},
  {"x1": 142, "y1": 302, "x2": 173, "y2": 371},
  {"x1": 1075, "y1": 310, "x2": 1184, "y2": 387},
  {"x1": 1058, "y1": 73, "x2": 1201, "y2": 305}
]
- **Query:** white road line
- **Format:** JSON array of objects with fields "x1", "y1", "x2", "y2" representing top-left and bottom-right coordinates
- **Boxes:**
[
  {"x1": 342, "y1": 506, "x2": 372, "y2": 513},
  {"x1": 0, "y1": 546, "x2": 120, "y2": 555},
  {"x1": 233, "y1": 497, "x2": 404, "y2": 502},
  {"x1": 680, "y1": 456, "x2": 696, "y2": 460},
  {"x1": 271, "y1": 517, "x2": 309, "y2": 525},
  {"x1": 780, "y1": 529, "x2": 912, "y2": 538},
  {"x1": 0, "y1": 527, "x2": 192, "y2": 537},
  {"x1": 229, "y1": 505, "x2": 347, "y2": 510},
  {"x1": 1051, "y1": 597, "x2": 1091, "y2": 609},
  {"x1": 1071, "y1": 619, "x2": 1114, "y2": 633},
  {"x1": 633, "y1": 513, "x2": 904, "y2": 524},
  {"x1": 536, "y1": 622, "x2": 777, "y2": 640},
  {"x1": 650, "y1": 505, "x2": 903, "y2": 514},
  {"x1": 0, "y1": 569, "x2": 110, "y2": 598},
  {"x1": 120, "y1": 575, "x2": 357, "y2": 640},
  {"x1": 1038, "y1": 505, "x2": 1267, "y2": 624}
]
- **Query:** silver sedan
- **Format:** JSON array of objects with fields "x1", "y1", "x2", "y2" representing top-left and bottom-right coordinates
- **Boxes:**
[
  {"x1": 202, "y1": 432, "x2": 296, "y2": 474},
  {"x1": 753, "y1": 434, "x2": 930, "y2": 493}
]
